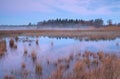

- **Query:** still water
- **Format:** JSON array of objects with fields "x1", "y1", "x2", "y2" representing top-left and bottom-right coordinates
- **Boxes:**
[{"x1": 0, "y1": 36, "x2": 120, "y2": 79}]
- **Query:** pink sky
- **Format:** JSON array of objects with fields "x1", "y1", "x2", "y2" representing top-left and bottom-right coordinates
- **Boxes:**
[{"x1": 0, "y1": 0, "x2": 120, "y2": 24}]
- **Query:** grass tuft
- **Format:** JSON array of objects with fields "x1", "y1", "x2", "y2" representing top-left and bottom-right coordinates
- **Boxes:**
[{"x1": 35, "y1": 63, "x2": 42, "y2": 75}]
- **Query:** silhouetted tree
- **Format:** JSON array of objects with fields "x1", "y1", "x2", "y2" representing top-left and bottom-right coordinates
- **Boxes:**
[
  {"x1": 94, "y1": 19, "x2": 104, "y2": 27},
  {"x1": 28, "y1": 22, "x2": 32, "y2": 26},
  {"x1": 117, "y1": 23, "x2": 120, "y2": 26},
  {"x1": 36, "y1": 18, "x2": 106, "y2": 28},
  {"x1": 107, "y1": 19, "x2": 112, "y2": 26}
]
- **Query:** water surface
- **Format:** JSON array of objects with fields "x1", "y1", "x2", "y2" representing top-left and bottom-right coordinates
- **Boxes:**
[{"x1": 0, "y1": 36, "x2": 120, "y2": 79}]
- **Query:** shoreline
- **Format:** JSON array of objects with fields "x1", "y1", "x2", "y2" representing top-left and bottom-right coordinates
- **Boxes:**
[{"x1": 0, "y1": 26, "x2": 120, "y2": 40}]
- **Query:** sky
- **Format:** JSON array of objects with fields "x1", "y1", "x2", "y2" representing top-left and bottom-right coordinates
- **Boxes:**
[{"x1": 0, "y1": 0, "x2": 120, "y2": 25}]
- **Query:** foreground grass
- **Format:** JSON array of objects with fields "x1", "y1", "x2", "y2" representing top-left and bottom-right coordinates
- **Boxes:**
[
  {"x1": 3, "y1": 51, "x2": 120, "y2": 79},
  {"x1": 48, "y1": 52, "x2": 120, "y2": 79}
]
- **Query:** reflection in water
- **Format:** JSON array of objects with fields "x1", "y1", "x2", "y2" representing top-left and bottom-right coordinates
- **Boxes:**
[{"x1": 0, "y1": 36, "x2": 120, "y2": 79}]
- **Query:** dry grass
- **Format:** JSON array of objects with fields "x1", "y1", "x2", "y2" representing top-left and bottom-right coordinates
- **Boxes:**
[
  {"x1": 9, "y1": 38, "x2": 18, "y2": 49},
  {"x1": 21, "y1": 62, "x2": 26, "y2": 69},
  {"x1": 4, "y1": 75, "x2": 15, "y2": 79},
  {"x1": 0, "y1": 26, "x2": 120, "y2": 40},
  {"x1": 9, "y1": 39, "x2": 14, "y2": 48},
  {"x1": 0, "y1": 40, "x2": 6, "y2": 56},
  {"x1": 2, "y1": 51, "x2": 120, "y2": 79},
  {"x1": 36, "y1": 39, "x2": 39, "y2": 45},
  {"x1": 24, "y1": 48, "x2": 27, "y2": 55},
  {"x1": 50, "y1": 68, "x2": 63, "y2": 79},
  {"x1": 15, "y1": 36, "x2": 18, "y2": 41},
  {"x1": 14, "y1": 44, "x2": 17, "y2": 49},
  {"x1": 35, "y1": 63, "x2": 42, "y2": 75},
  {"x1": 48, "y1": 52, "x2": 120, "y2": 79},
  {"x1": 31, "y1": 51, "x2": 37, "y2": 61},
  {"x1": 21, "y1": 69, "x2": 29, "y2": 79}
]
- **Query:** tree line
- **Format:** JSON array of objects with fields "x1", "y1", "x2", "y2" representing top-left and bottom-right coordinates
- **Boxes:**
[
  {"x1": 28, "y1": 18, "x2": 120, "y2": 28},
  {"x1": 37, "y1": 18, "x2": 104, "y2": 27}
]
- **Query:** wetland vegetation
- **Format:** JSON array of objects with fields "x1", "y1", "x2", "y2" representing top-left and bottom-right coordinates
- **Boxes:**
[{"x1": 0, "y1": 35, "x2": 120, "y2": 79}]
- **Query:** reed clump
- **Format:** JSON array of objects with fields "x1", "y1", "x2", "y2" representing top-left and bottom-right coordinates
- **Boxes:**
[
  {"x1": 9, "y1": 39, "x2": 14, "y2": 48},
  {"x1": 15, "y1": 36, "x2": 18, "y2": 42},
  {"x1": 36, "y1": 39, "x2": 39, "y2": 45},
  {"x1": 31, "y1": 51, "x2": 37, "y2": 61},
  {"x1": 3, "y1": 51, "x2": 120, "y2": 79},
  {"x1": 21, "y1": 62, "x2": 26, "y2": 69},
  {"x1": 49, "y1": 52, "x2": 120, "y2": 79},
  {"x1": 9, "y1": 39, "x2": 17, "y2": 49},
  {"x1": 24, "y1": 48, "x2": 27, "y2": 55},
  {"x1": 35, "y1": 63, "x2": 42, "y2": 75},
  {"x1": 0, "y1": 40, "x2": 6, "y2": 56},
  {"x1": 4, "y1": 75, "x2": 15, "y2": 79},
  {"x1": 51, "y1": 68, "x2": 63, "y2": 79}
]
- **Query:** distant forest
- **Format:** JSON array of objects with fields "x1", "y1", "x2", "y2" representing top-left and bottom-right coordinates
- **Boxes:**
[
  {"x1": 32, "y1": 18, "x2": 120, "y2": 28},
  {"x1": 0, "y1": 19, "x2": 120, "y2": 28}
]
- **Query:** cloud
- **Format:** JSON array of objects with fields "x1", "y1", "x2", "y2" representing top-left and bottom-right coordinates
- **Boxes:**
[
  {"x1": 0, "y1": 0, "x2": 55, "y2": 13},
  {"x1": 0, "y1": 0, "x2": 120, "y2": 15},
  {"x1": 48, "y1": 0, "x2": 120, "y2": 15}
]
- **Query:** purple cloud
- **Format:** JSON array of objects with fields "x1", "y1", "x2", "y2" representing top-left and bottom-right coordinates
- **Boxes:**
[
  {"x1": 0, "y1": 0, "x2": 55, "y2": 13},
  {"x1": 0, "y1": 0, "x2": 120, "y2": 15}
]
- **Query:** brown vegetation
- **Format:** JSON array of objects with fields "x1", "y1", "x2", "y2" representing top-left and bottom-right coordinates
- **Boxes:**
[
  {"x1": 36, "y1": 39, "x2": 39, "y2": 45},
  {"x1": 24, "y1": 48, "x2": 27, "y2": 55},
  {"x1": 21, "y1": 62, "x2": 26, "y2": 69},
  {"x1": 2, "y1": 51, "x2": 120, "y2": 79},
  {"x1": 48, "y1": 52, "x2": 120, "y2": 79},
  {"x1": 4, "y1": 75, "x2": 15, "y2": 79},
  {"x1": 9, "y1": 39, "x2": 17, "y2": 48},
  {"x1": 15, "y1": 36, "x2": 18, "y2": 41},
  {"x1": 31, "y1": 51, "x2": 37, "y2": 61},
  {"x1": 0, "y1": 26, "x2": 120, "y2": 40},
  {"x1": 51, "y1": 68, "x2": 63, "y2": 79},
  {"x1": 9, "y1": 39, "x2": 14, "y2": 48},
  {"x1": 35, "y1": 63, "x2": 42, "y2": 75},
  {"x1": 0, "y1": 40, "x2": 6, "y2": 56}
]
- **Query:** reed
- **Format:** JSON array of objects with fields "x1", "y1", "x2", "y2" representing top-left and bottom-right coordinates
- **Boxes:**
[
  {"x1": 0, "y1": 40, "x2": 6, "y2": 56},
  {"x1": 31, "y1": 51, "x2": 37, "y2": 61},
  {"x1": 2, "y1": 51, "x2": 120, "y2": 79},
  {"x1": 51, "y1": 68, "x2": 63, "y2": 79},
  {"x1": 36, "y1": 39, "x2": 39, "y2": 45},
  {"x1": 4, "y1": 75, "x2": 15, "y2": 79},
  {"x1": 4, "y1": 75, "x2": 9, "y2": 79},
  {"x1": 15, "y1": 36, "x2": 18, "y2": 41},
  {"x1": 35, "y1": 63, "x2": 42, "y2": 75},
  {"x1": 21, "y1": 62, "x2": 26, "y2": 69},
  {"x1": 9, "y1": 39, "x2": 14, "y2": 48},
  {"x1": 14, "y1": 44, "x2": 17, "y2": 49},
  {"x1": 24, "y1": 48, "x2": 27, "y2": 55}
]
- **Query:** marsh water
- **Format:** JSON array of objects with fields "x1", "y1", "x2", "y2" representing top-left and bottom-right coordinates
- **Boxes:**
[{"x1": 0, "y1": 36, "x2": 120, "y2": 79}]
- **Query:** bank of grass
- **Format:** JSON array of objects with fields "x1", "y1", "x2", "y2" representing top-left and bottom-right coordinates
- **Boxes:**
[{"x1": 0, "y1": 26, "x2": 120, "y2": 40}]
